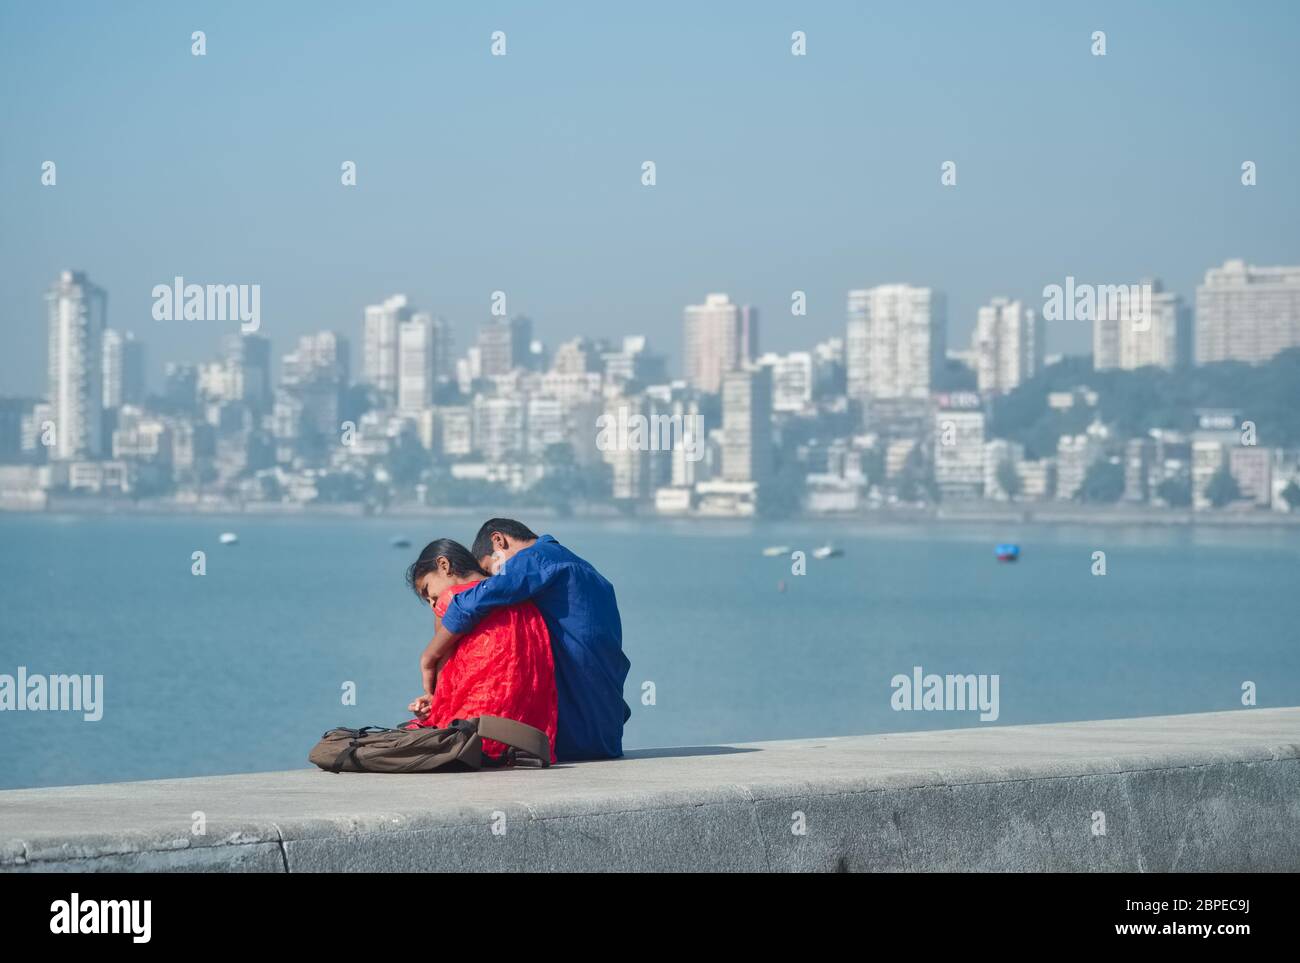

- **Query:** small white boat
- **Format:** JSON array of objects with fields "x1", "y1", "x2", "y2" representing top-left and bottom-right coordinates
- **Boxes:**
[
  {"x1": 762, "y1": 545, "x2": 791, "y2": 557},
  {"x1": 218, "y1": 532, "x2": 239, "y2": 545},
  {"x1": 812, "y1": 544, "x2": 843, "y2": 559}
]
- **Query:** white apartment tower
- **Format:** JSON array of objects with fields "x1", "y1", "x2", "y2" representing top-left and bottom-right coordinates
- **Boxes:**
[
  {"x1": 363, "y1": 294, "x2": 412, "y2": 399},
  {"x1": 846, "y1": 285, "x2": 947, "y2": 402},
  {"x1": 683, "y1": 294, "x2": 758, "y2": 394},
  {"x1": 223, "y1": 333, "x2": 272, "y2": 413},
  {"x1": 46, "y1": 270, "x2": 107, "y2": 460},
  {"x1": 757, "y1": 351, "x2": 814, "y2": 413},
  {"x1": 102, "y1": 328, "x2": 146, "y2": 409},
  {"x1": 397, "y1": 313, "x2": 442, "y2": 413},
  {"x1": 1195, "y1": 259, "x2": 1300, "y2": 364},
  {"x1": 1094, "y1": 279, "x2": 1184, "y2": 371},
  {"x1": 720, "y1": 367, "x2": 773, "y2": 484},
  {"x1": 602, "y1": 393, "x2": 652, "y2": 501},
  {"x1": 973, "y1": 297, "x2": 1042, "y2": 394},
  {"x1": 282, "y1": 331, "x2": 350, "y2": 387},
  {"x1": 933, "y1": 408, "x2": 986, "y2": 498}
]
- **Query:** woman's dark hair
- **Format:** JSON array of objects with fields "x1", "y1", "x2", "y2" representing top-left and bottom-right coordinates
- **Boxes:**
[
  {"x1": 471, "y1": 518, "x2": 538, "y2": 561},
  {"x1": 405, "y1": 538, "x2": 489, "y2": 601}
]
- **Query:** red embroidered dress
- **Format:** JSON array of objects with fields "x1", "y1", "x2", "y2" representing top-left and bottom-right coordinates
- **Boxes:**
[{"x1": 412, "y1": 581, "x2": 557, "y2": 763}]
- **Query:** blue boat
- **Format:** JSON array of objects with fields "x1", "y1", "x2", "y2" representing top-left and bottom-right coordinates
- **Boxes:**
[{"x1": 995, "y1": 543, "x2": 1020, "y2": 562}]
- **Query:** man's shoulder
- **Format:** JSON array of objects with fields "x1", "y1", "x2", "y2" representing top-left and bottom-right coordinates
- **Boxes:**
[
  {"x1": 497, "y1": 536, "x2": 565, "y2": 577},
  {"x1": 530, "y1": 534, "x2": 572, "y2": 563},
  {"x1": 530, "y1": 536, "x2": 599, "y2": 576}
]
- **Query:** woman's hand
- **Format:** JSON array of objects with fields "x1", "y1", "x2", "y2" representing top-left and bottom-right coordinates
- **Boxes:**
[{"x1": 407, "y1": 694, "x2": 432, "y2": 715}]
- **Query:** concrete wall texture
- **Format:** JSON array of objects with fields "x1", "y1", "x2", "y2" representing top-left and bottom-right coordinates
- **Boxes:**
[{"x1": 2, "y1": 708, "x2": 1297, "y2": 872}]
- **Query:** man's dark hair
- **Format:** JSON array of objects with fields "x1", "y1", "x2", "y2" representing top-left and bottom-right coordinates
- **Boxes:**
[
  {"x1": 406, "y1": 538, "x2": 489, "y2": 601},
  {"x1": 471, "y1": 518, "x2": 538, "y2": 560}
]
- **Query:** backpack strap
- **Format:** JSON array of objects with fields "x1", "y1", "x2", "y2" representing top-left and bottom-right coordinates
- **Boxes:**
[
  {"x1": 330, "y1": 739, "x2": 364, "y2": 774},
  {"x1": 475, "y1": 716, "x2": 552, "y2": 768},
  {"x1": 326, "y1": 726, "x2": 401, "y2": 773}
]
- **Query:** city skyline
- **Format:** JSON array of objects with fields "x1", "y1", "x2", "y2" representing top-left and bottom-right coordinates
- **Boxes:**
[
  {"x1": 4, "y1": 1, "x2": 1300, "y2": 396},
  {"x1": 11, "y1": 252, "x2": 1300, "y2": 520},
  {"x1": 8, "y1": 252, "x2": 1298, "y2": 401}
]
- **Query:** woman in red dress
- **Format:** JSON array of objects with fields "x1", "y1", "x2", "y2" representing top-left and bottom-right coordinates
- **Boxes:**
[{"x1": 404, "y1": 539, "x2": 557, "y2": 763}]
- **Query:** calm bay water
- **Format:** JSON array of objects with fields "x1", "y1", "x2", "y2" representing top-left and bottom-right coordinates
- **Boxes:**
[{"x1": 0, "y1": 512, "x2": 1297, "y2": 789}]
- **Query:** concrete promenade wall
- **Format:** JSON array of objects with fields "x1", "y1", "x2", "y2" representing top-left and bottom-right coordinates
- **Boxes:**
[{"x1": 1, "y1": 708, "x2": 1297, "y2": 872}]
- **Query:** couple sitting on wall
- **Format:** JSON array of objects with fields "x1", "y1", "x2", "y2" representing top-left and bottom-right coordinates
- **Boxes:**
[{"x1": 403, "y1": 519, "x2": 631, "y2": 764}]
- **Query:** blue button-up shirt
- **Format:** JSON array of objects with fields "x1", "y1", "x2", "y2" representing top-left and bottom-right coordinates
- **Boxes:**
[{"x1": 440, "y1": 535, "x2": 631, "y2": 760}]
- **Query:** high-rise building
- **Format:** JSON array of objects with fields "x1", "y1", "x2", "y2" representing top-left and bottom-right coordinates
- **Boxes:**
[
  {"x1": 601, "y1": 392, "x2": 654, "y2": 501},
  {"x1": 46, "y1": 270, "x2": 107, "y2": 461},
  {"x1": 525, "y1": 396, "x2": 566, "y2": 457},
  {"x1": 471, "y1": 396, "x2": 525, "y2": 461},
  {"x1": 1123, "y1": 437, "x2": 1155, "y2": 502},
  {"x1": 111, "y1": 406, "x2": 171, "y2": 463},
  {"x1": 162, "y1": 362, "x2": 198, "y2": 412},
  {"x1": 1016, "y1": 459, "x2": 1056, "y2": 499},
  {"x1": 397, "y1": 313, "x2": 441, "y2": 413},
  {"x1": 602, "y1": 336, "x2": 668, "y2": 386},
  {"x1": 428, "y1": 316, "x2": 452, "y2": 380},
  {"x1": 846, "y1": 285, "x2": 947, "y2": 402},
  {"x1": 1094, "y1": 279, "x2": 1185, "y2": 371},
  {"x1": 1127, "y1": 281, "x2": 1184, "y2": 370},
  {"x1": 196, "y1": 361, "x2": 231, "y2": 404},
  {"x1": 983, "y1": 438, "x2": 1025, "y2": 501},
  {"x1": 683, "y1": 294, "x2": 757, "y2": 394},
  {"x1": 720, "y1": 367, "x2": 772, "y2": 484},
  {"x1": 552, "y1": 337, "x2": 597, "y2": 375},
  {"x1": 1229, "y1": 447, "x2": 1272, "y2": 508},
  {"x1": 456, "y1": 347, "x2": 482, "y2": 394},
  {"x1": 281, "y1": 332, "x2": 349, "y2": 438},
  {"x1": 1191, "y1": 439, "x2": 1227, "y2": 510},
  {"x1": 973, "y1": 297, "x2": 1041, "y2": 394},
  {"x1": 223, "y1": 333, "x2": 272, "y2": 414},
  {"x1": 757, "y1": 351, "x2": 813, "y2": 412},
  {"x1": 363, "y1": 294, "x2": 412, "y2": 399},
  {"x1": 739, "y1": 305, "x2": 759, "y2": 366},
  {"x1": 1195, "y1": 260, "x2": 1300, "y2": 364},
  {"x1": 437, "y1": 406, "x2": 473, "y2": 457},
  {"x1": 20, "y1": 402, "x2": 54, "y2": 456},
  {"x1": 668, "y1": 394, "x2": 706, "y2": 489},
  {"x1": 812, "y1": 337, "x2": 846, "y2": 398},
  {"x1": 282, "y1": 331, "x2": 349, "y2": 388},
  {"x1": 1056, "y1": 431, "x2": 1104, "y2": 500},
  {"x1": 933, "y1": 396, "x2": 985, "y2": 498},
  {"x1": 479, "y1": 317, "x2": 533, "y2": 377},
  {"x1": 102, "y1": 329, "x2": 145, "y2": 409}
]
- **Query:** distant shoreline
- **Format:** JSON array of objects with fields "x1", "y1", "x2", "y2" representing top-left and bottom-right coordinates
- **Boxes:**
[{"x1": 3, "y1": 496, "x2": 1298, "y2": 529}]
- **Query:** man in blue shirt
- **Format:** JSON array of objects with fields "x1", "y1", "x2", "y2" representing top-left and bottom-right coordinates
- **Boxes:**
[{"x1": 419, "y1": 519, "x2": 631, "y2": 761}]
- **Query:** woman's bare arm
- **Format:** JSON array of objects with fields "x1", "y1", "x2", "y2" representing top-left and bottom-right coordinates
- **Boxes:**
[{"x1": 420, "y1": 623, "x2": 463, "y2": 696}]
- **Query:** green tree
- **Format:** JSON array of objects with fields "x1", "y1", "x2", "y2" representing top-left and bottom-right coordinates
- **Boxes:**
[
  {"x1": 896, "y1": 445, "x2": 936, "y2": 504},
  {"x1": 933, "y1": 358, "x2": 977, "y2": 391},
  {"x1": 1155, "y1": 476, "x2": 1191, "y2": 507},
  {"x1": 1077, "y1": 458, "x2": 1125, "y2": 503},
  {"x1": 1205, "y1": 466, "x2": 1241, "y2": 508},
  {"x1": 995, "y1": 459, "x2": 1022, "y2": 499},
  {"x1": 990, "y1": 347, "x2": 1300, "y2": 452},
  {"x1": 1282, "y1": 480, "x2": 1300, "y2": 511},
  {"x1": 385, "y1": 432, "x2": 430, "y2": 487},
  {"x1": 759, "y1": 458, "x2": 806, "y2": 518},
  {"x1": 530, "y1": 443, "x2": 581, "y2": 515}
]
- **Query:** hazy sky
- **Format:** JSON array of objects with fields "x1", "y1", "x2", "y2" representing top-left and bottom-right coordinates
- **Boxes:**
[{"x1": 2, "y1": 1, "x2": 1298, "y2": 396}]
